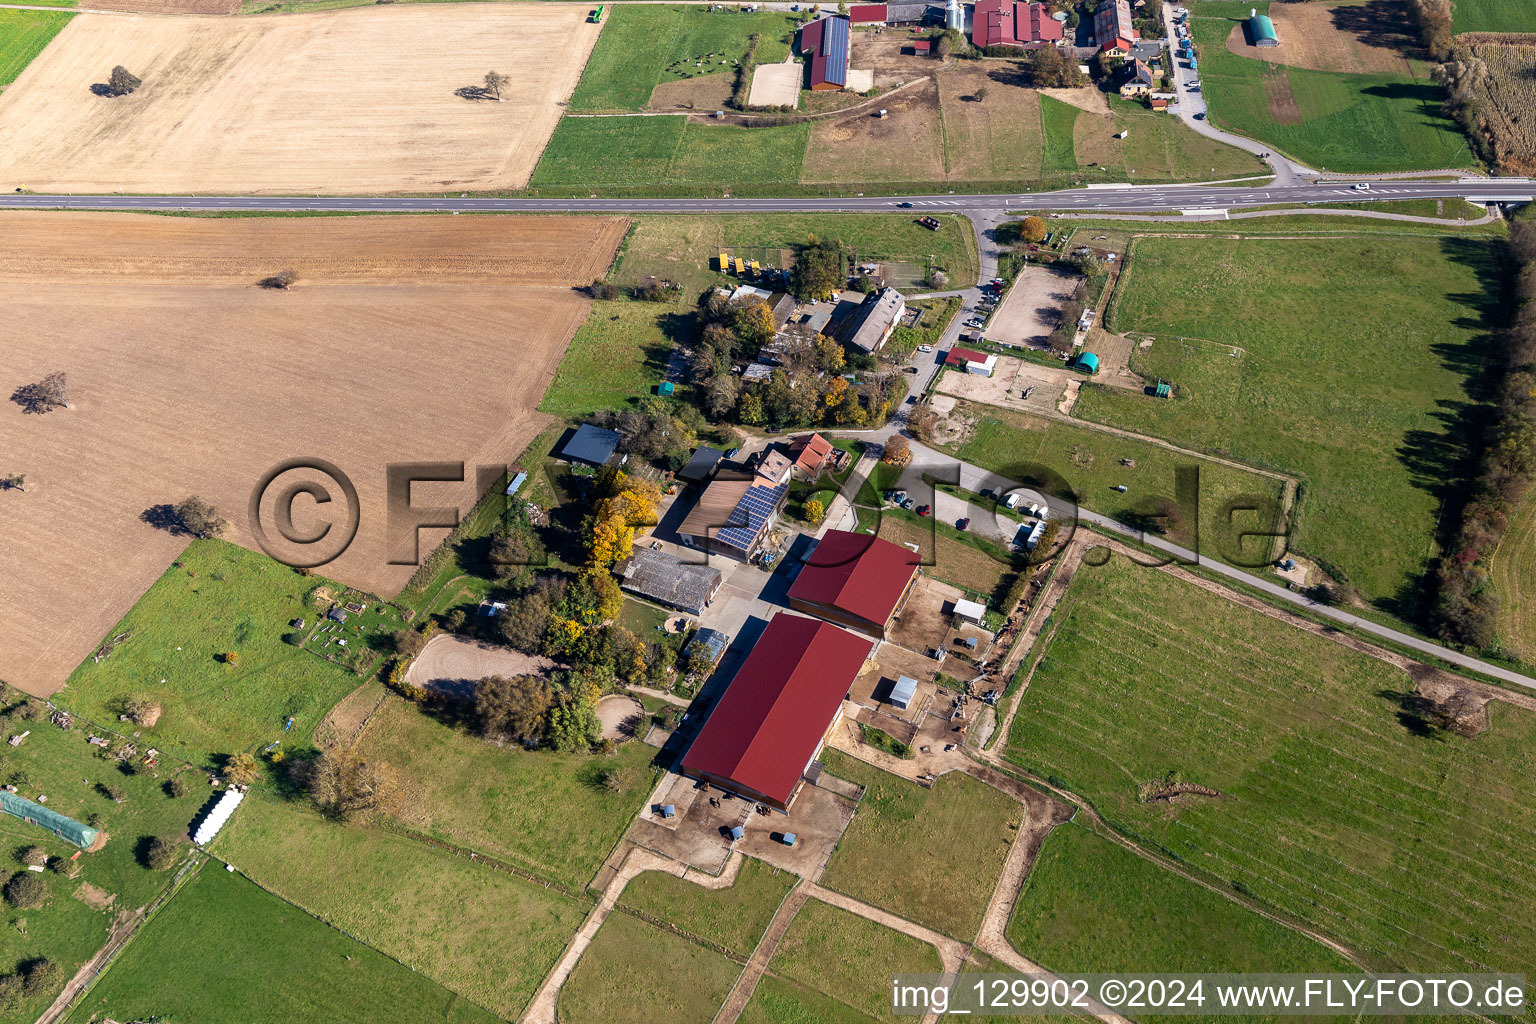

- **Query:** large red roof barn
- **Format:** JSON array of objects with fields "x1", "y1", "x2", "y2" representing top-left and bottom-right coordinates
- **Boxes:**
[
  {"x1": 680, "y1": 614, "x2": 872, "y2": 811},
  {"x1": 787, "y1": 530, "x2": 920, "y2": 638}
]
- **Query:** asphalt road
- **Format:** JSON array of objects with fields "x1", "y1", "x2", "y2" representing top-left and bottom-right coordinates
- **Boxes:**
[
  {"x1": 875, "y1": 436, "x2": 1536, "y2": 692},
  {"x1": 0, "y1": 179, "x2": 1532, "y2": 215}
]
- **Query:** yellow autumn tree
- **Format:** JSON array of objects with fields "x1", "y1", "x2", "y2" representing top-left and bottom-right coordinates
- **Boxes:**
[
  {"x1": 586, "y1": 472, "x2": 664, "y2": 568},
  {"x1": 587, "y1": 516, "x2": 635, "y2": 567},
  {"x1": 823, "y1": 376, "x2": 849, "y2": 409},
  {"x1": 805, "y1": 499, "x2": 826, "y2": 525}
]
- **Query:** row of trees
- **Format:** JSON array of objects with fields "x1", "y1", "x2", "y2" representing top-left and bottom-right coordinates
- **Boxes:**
[
  {"x1": 1431, "y1": 218, "x2": 1536, "y2": 653},
  {"x1": 474, "y1": 672, "x2": 604, "y2": 752},
  {"x1": 1407, "y1": 0, "x2": 1454, "y2": 62}
]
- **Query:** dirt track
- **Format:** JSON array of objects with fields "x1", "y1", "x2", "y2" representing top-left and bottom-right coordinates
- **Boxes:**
[
  {"x1": 405, "y1": 634, "x2": 557, "y2": 698},
  {"x1": 0, "y1": 5, "x2": 599, "y2": 193},
  {"x1": 0, "y1": 211, "x2": 626, "y2": 696}
]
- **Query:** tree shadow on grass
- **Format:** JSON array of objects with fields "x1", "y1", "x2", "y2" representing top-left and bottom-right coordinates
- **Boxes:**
[
  {"x1": 1381, "y1": 236, "x2": 1510, "y2": 624},
  {"x1": 1376, "y1": 688, "x2": 1446, "y2": 741},
  {"x1": 1328, "y1": 0, "x2": 1425, "y2": 60}
]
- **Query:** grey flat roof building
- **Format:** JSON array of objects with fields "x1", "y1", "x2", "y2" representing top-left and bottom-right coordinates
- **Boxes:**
[{"x1": 562, "y1": 423, "x2": 622, "y2": 467}]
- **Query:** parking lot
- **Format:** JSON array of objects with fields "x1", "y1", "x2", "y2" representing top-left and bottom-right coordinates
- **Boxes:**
[{"x1": 982, "y1": 264, "x2": 1080, "y2": 349}]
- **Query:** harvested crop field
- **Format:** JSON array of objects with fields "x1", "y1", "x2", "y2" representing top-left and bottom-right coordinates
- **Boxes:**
[
  {"x1": 0, "y1": 5, "x2": 600, "y2": 193},
  {"x1": 90, "y1": 0, "x2": 240, "y2": 14},
  {"x1": 802, "y1": 80, "x2": 946, "y2": 183},
  {"x1": 1225, "y1": 0, "x2": 1420, "y2": 75},
  {"x1": 0, "y1": 211, "x2": 626, "y2": 695},
  {"x1": 1456, "y1": 35, "x2": 1536, "y2": 175}
]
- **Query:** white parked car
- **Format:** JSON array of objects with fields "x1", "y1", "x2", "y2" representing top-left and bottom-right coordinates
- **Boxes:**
[{"x1": 917, "y1": 344, "x2": 933, "y2": 353}]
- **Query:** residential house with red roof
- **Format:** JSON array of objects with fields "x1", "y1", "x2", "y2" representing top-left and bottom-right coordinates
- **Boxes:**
[
  {"x1": 971, "y1": 0, "x2": 1063, "y2": 50},
  {"x1": 788, "y1": 433, "x2": 835, "y2": 478},
  {"x1": 1094, "y1": 0, "x2": 1137, "y2": 53}
]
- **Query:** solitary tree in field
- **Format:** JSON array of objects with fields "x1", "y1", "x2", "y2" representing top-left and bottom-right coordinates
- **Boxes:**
[
  {"x1": 107, "y1": 66, "x2": 142, "y2": 97},
  {"x1": 173, "y1": 495, "x2": 227, "y2": 538},
  {"x1": 144, "y1": 835, "x2": 180, "y2": 871},
  {"x1": 2, "y1": 873, "x2": 48, "y2": 911},
  {"x1": 973, "y1": 85, "x2": 989, "y2": 103},
  {"x1": 259, "y1": 268, "x2": 296, "y2": 290},
  {"x1": 290, "y1": 744, "x2": 393, "y2": 821},
  {"x1": 1, "y1": 474, "x2": 24, "y2": 493},
  {"x1": 10, "y1": 371, "x2": 68, "y2": 414},
  {"x1": 20, "y1": 959, "x2": 60, "y2": 997},
  {"x1": 223, "y1": 753, "x2": 260, "y2": 787},
  {"x1": 483, "y1": 70, "x2": 509, "y2": 101}
]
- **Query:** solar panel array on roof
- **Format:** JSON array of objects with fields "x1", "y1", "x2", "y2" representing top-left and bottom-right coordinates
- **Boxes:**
[
  {"x1": 809, "y1": 15, "x2": 850, "y2": 89},
  {"x1": 716, "y1": 481, "x2": 789, "y2": 552}
]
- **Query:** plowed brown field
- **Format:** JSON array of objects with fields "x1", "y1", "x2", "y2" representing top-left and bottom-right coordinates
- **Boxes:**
[
  {"x1": 89, "y1": 0, "x2": 240, "y2": 14},
  {"x1": 0, "y1": 5, "x2": 600, "y2": 193},
  {"x1": 0, "y1": 211, "x2": 627, "y2": 696}
]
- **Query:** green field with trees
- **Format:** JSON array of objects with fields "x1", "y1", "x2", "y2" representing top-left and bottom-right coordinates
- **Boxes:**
[
  {"x1": 0, "y1": 10, "x2": 70, "y2": 90},
  {"x1": 569, "y1": 5, "x2": 798, "y2": 112},
  {"x1": 612, "y1": 212, "x2": 978, "y2": 296},
  {"x1": 60, "y1": 539, "x2": 378, "y2": 765},
  {"x1": 355, "y1": 696, "x2": 658, "y2": 890},
  {"x1": 1189, "y1": 0, "x2": 1472, "y2": 173},
  {"x1": 1009, "y1": 823, "x2": 1354, "y2": 977},
  {"x1": 216, "y1": 793, "x2": 586, "y2": 1019},
  {"x1": 1007, "y1": 554, "x2": 1536, "y2": 974},
  {"x1": 540, "y1": 301, "x2": 683, "y2": 418},
  {"x1": 71, "y1": 863, "x2": 500, "y2": 1024},
  {"x1": 1080, "y1": 232, "x2": 1499, "y2": 610},
  {"x1": 0, "y1": 696, "x2": 213, "y2": 1022}
]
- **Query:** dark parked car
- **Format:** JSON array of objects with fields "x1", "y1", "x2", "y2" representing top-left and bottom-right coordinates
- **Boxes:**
[
  {"x1": 916, "y1": 505, "x2": 931, "y2": 517},
  {"x1": 956, "y1": 518, "x2": 970, "y2": 531}
]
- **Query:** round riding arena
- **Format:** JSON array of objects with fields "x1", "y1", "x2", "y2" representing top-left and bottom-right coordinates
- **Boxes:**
[{"x1": 596, "y1": 695, "x2": 645, "y2": 742}]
